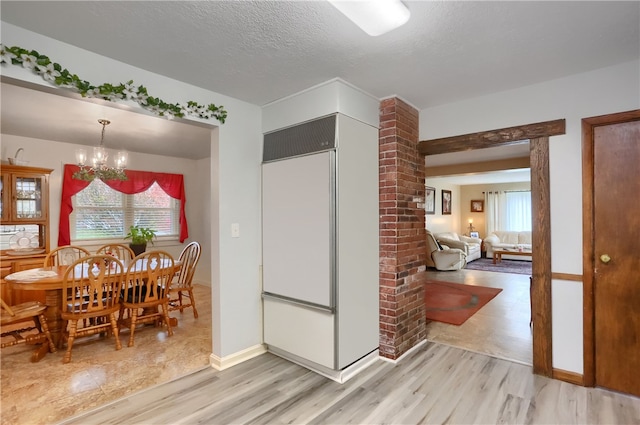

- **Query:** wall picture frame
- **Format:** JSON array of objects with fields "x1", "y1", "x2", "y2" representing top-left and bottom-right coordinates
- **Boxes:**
[
  {"x1": 425, "y1": 186, "x2": 436, "y2": 215},
  {"x1": 471, "y1": 200, "x2": 484, "y2": 212},
  {"x1": 441, "y1": 190, "x2": 452, "y2": 215}
]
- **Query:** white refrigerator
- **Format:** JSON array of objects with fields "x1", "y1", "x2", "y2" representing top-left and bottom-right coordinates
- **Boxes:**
[{"x1": 262, "y1": 113, "x2": 379, "y2": 375}]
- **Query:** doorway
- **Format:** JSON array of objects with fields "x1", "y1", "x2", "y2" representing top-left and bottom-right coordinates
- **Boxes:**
[
  {"x1": 582, "y1": 109, "x2": 640, "y2": 397},
  {"x1": 419, "y1": 118, "x2": 566, "y2": 377}
]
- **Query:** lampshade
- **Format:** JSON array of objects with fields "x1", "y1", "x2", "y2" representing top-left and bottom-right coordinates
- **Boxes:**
[{"x1": 328, "y1": 0, "x2": 411, "y2": 36}]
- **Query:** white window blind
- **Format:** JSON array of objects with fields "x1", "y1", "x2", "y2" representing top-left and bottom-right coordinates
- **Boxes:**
[{"x1": 71, "y1": 180, "x2": 179, "y2": 241}]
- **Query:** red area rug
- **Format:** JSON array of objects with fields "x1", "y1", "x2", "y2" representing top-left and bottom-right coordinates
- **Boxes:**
[{"x1": 425, "y1": 280, "x2": 502, "y2": 325}]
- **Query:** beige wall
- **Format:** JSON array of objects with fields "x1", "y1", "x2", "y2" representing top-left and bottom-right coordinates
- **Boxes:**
[{"x1": 460, "y1": 181, "x2": 531, "y2": 239}]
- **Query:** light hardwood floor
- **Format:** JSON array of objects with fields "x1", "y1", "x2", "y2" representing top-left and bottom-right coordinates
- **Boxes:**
[{"x1": 61, "y1": 342, "x2": 640, "y2": 424}]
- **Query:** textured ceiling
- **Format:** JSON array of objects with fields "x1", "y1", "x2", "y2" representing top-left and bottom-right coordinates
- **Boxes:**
[
  {"x1": 2, "y1": 1, "x2": 638, "y2": 108},
  {"x1": 1, "y1": 1, "x2": 638, "y2": 164}
]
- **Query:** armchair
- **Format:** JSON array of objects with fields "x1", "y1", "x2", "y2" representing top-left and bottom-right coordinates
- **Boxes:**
[
  {"x1": 426, "y1": 230, "x2": 467, "y2": 271},
  {"x1": 434, "y1": 232, "x2": 482, "y2": 262}
]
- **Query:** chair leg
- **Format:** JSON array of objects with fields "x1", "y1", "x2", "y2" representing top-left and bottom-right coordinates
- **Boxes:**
[
  {"x1": 109, "y1": 313, "x2": 122, "y2": 351},
  {"x1": 63, "y1": 320, "x2": 78, "y2": 364},
  {"x1": 37, "y1": 313, "x2": 57, "y2": 353},
  {"x1": 178, "y1": 291, "x2": 184, "y2": 313},
  {"x1": 161, "y1": 302, "x2": 174, "y2": 337},
  {"x1": 128, "y1": 309, "x2": 138, "y2": 347},
  {"x1": 58, "y1": 320, "x2": 69, "y2": 350},
  {"x1": 188, "y1": 289, "x2": 198, "y2": 318}
]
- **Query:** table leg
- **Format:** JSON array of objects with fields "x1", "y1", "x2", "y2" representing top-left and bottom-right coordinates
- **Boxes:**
[
  {"x1": 30, "y1": 344, "x2": 50, "y2": 362},
  {"x1": 44, "y1": 289, "x2": 64, "y2": 348}
]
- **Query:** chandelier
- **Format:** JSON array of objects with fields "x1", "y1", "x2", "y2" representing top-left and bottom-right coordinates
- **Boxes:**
[{"x1": 73, "y1": 119, "x2": 128, "y2": 181}]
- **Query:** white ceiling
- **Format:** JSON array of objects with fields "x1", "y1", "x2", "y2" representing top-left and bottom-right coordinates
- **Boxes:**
[{"x1": 1, "y1": 1, "x2": 638, "y2": 163}]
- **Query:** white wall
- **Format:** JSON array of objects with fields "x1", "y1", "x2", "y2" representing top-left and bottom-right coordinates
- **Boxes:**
[
  {"x1": 420, "y1": 60, "x2": 640, "y2": 374},
  {"x1": 2, "y1": 22, "x2": 264, "y2": 359}
]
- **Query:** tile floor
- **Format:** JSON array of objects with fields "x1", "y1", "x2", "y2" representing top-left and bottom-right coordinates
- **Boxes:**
[
  {"x1": 1, "y1": 284, "x2": 212, "y2": 425},
  {"x1": 426, "y1": 267, "x2": 533, "y2": 365}
]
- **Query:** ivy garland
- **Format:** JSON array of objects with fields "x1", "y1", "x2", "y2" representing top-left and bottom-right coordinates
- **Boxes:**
[{"x1": 0, "y1": 44, "x2": 227, "y2": 123}]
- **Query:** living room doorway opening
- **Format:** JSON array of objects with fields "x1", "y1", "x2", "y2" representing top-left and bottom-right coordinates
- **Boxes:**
[
  {"x1": 419, "y1": 118, "x2": 566, "y2": 377},
  {"x1": 425, "y1": 157, "x2": 533, "y2": 365}
]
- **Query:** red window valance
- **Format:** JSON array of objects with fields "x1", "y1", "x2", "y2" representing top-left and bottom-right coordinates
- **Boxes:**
[{"x1": 59, "y1": 164, "x2": 189, "y2": 245}]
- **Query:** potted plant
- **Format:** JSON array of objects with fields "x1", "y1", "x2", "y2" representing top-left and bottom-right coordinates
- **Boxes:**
[{"x1": 124, "y1": 225, "x2": 157, "y2": 256}]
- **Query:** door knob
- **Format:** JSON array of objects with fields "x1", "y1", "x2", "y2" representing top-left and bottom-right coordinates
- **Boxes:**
[{"x1": 600, "y1": 254, "x2": 611, "y2": 264}]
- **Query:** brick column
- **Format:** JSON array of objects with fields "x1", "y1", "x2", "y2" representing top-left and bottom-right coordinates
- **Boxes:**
[{"x1": 379, "y1": 97, "x2": 427, "y2": 360}]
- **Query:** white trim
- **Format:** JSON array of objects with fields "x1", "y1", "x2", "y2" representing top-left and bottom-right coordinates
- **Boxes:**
[
  {"x1": 209, "y1": 344, "x2": 267, "y2": 371},
  {"x1": 379, "y1": 339, "x2": 427, "y2": 364},
  {"x1": 262, "y1": 77, "x2": 379, "y2": 107},
  {"x1": 379, "y1": 94, "x2": 420, "y2": 111},
  {"x1": 268, "y1": 346, "x2": 380, "y2": 383}
]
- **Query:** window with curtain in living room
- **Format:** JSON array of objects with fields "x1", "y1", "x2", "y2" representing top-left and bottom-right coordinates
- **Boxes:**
[
  {"x1": 485, "y1": 190, "x2": 532, "y2": 235},
  {"x1": 504, "y1": 191, "x2": 532, "y2": 231}
]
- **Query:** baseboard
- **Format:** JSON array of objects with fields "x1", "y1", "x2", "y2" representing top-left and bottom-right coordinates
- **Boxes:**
[
  {"x1": 210, "y1": 344, "x2": 267, "y2": 371},
  {"x1": 267, "y1": 346, "x2": 380, "y2": 384},
  {"x1": 552, "y1": 368, "x2": 584, "y2": 386},
  {"x1": 379, "y1": 339, "x2": 427, "y2": 364}
]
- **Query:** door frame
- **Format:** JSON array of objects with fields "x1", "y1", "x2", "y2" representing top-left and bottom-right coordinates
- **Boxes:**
[
  {"x1": 581, "y1": 109, "x2": 640, "y2": 387},
  {"x1": 419, "y1": 118, "x2": 566, "y2": 377}
]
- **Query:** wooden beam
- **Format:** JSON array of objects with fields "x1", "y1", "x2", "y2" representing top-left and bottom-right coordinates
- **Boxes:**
[
  {"x1": 425, "y1": 157, "x2": 530, "y2": 177},
  {"x1": 418, "y1": 119, "x2": 566, "y2": 156},
  {"x1": 530, "y1": 136, "x2": 553, "y2": 377}
]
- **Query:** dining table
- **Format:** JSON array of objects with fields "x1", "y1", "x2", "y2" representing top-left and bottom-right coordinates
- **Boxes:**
[{"x1": 5, "y1": 258, "x2": 181, "y2": 362}]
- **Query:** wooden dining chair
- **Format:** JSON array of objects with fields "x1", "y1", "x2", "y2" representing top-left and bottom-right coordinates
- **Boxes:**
[
  {"x1": 1, "y1": 297, "x2": 57, "y2": 361},
  {"x1": 168, "y1": 241, "x2": 202, "y2": 318},
  {"x1": 119, "y1": 250, "x2": 175, "y2": 347},
  {"x1": 59, "y1": 255, "x2": 124, "y2": 363},
  {"x1": 96, "y1": 243, "x2": 135, "y2": 263},
  {"x1": 44, "y1": 245, "x2": 90, "y2": 266}
]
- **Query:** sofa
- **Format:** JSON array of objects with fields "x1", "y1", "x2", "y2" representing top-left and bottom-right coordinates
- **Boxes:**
[
  {"x1": 426, "y1": 230, "x2": 467, "y2": 271},
  {"x1": 434, "y1": 232, "x2": 482, "y2": 262},
  {"x1": 483, "y1": 230, "x2": 532, "y2": 261}
]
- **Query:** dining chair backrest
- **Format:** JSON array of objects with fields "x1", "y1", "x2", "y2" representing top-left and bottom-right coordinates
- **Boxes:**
[
  {"x1": 61, "y1": 255, "x2": 125, "y2": 315},
  {"x1": 96, "y1": 243, "x2": 135, "y2": 263},
  {"x1": 168, "y1": 241, "x2": 202, "y2": 318},
  {"x1": 176, "y1": 241, "x2": 202, "y2": 289},
  {"x1": 60, "y1": 255, "x2": 124, "y2": 363},
  {"x1": 44, "y1": 245, "x2": 90, "y2": 267},
  {"x1": 124, "y1": 251, "x2": 175, "y2": 304}
]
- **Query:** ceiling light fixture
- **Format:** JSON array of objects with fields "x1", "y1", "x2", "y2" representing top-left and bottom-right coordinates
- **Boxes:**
[
  {"x1": 328, "y1": 0, "x2": 410, "y2": 36},
  {"x1": 73, "y1": 119, "x2": 128, "y2": 181}
]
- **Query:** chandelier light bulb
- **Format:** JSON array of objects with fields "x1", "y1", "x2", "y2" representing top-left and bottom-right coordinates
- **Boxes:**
[
  {"x1": 93, "y1": 146, "x2": 108, "y2": 167},
  {"x1": 75, "y1": 148, "x2": 87, "y2": 166},
  {"x1": 115, "y1": 151, "x2": 128, "y2": 170}
]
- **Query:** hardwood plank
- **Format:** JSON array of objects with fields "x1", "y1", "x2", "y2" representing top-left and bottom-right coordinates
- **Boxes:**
[{"x1": 60, "y1": 343, "x2": 640, "y2": 425}]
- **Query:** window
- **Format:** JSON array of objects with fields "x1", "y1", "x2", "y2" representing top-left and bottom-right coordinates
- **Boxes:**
[
  {"x1": 71, "y1": 180, "x2": 180, "y2": 241},
  {"x1": 504, "y1": 191, "x2": 532, "y2": 231},
  {"x1": 485, "y1": 190, "x2": 532, "y2": 235},
  {"x1": 59, "y1": 164, "x2": 188, "y2": 245}
]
